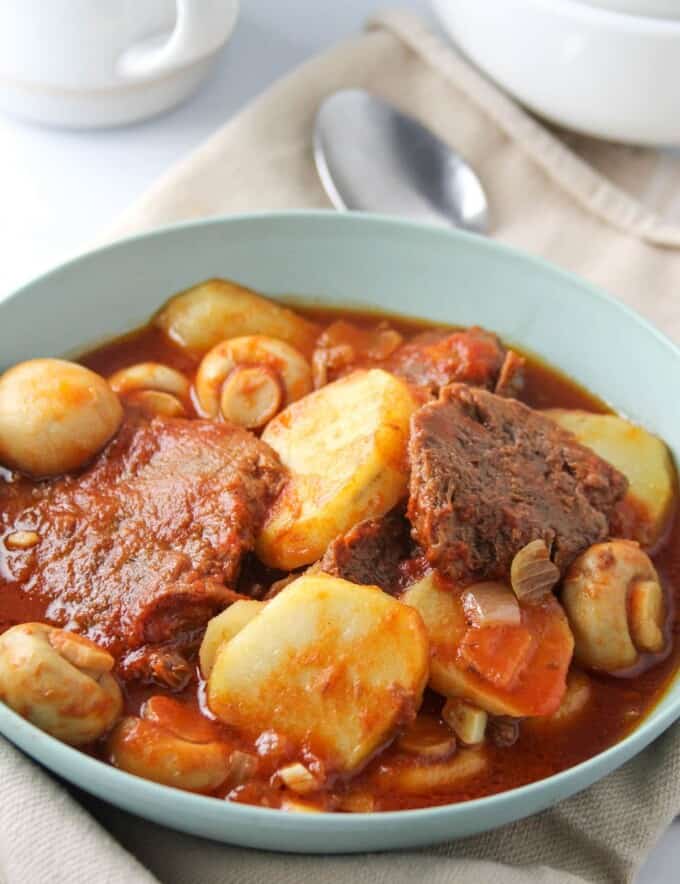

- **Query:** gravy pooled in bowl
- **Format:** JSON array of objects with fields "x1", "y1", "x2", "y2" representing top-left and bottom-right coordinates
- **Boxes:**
[{"x1": 0, "y1": 278, "x2": 678, "y2": 813}]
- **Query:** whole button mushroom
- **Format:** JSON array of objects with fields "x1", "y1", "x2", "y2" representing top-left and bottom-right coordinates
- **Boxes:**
[
  {"x1": 195, "y1": 335, "x2": 312, "y2": 430},
  {"x1": 0, "y1": 624, "x2": 123, "y2": 745},
  {"x1": 562, "y1": 540, "x2": 666, "y2": 673},
  {"x1": 0, "y1": 358, "x2": 123, "y2": 477},
  {"x1": 108, "y1": 715, "x2": 235, "y2": 793},
  {"x1": 108, "y1": 697, "x2": 257, "y2": 793},
  {"x1": 109, "y1": 362, "x2": 191, "y2": 418}
]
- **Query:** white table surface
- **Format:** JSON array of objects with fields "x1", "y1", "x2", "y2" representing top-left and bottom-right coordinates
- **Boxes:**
[{"x1": 0, "y1": 0, "x2": 677, "y2": 879}]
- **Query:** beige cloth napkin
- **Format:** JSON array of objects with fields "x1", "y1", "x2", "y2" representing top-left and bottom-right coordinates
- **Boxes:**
[{"x1": 3, "y1": 8, "x2": 680, "y2": 884}]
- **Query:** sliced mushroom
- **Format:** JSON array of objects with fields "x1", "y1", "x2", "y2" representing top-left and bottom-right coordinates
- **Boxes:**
[
  {"x1": 108, "y1": 716, "x2": 233, "y2": 792},
  {"x1": 195, "y1": 335, "x2": 312, "y2": 429},
  {"x1": 396, "y1": 715, "x2": 457, "y2": 760},
  {"x1": 109, "y1": 362, "x2": 190, "y2": 418},
  {"x1": 0, "y1": 624, "x2": 122, "y2": 745},
  {"x1": 562, "y1": 540, "x2": 666, "y2": 672},
  {"x1": 218, "y1": 365, "x2": 282, "y2": 428},
  {"x1": 142, "y1": 695, "x2": 224, "y2": 744},
  {"x1": 369, "y1": 748, "x2": 487, "y2": 795},
  {"x1": 0, "y1": 359, "x2": 122, "y2": 477}
]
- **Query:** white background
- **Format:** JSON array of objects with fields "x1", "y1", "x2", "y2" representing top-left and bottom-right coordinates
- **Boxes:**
[{"x1": 0, "y1": 0, "x2": 677, "y2": 879}]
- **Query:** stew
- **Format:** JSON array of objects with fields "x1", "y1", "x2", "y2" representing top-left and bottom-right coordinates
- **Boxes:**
[{"x1": 0, "y1": 277, "x2": 678, "y2": 814}]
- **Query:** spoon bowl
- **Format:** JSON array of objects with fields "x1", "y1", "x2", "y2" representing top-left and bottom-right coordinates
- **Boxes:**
[{"x1": 314, "y1": 89, "x2": 489, "y2": 234}]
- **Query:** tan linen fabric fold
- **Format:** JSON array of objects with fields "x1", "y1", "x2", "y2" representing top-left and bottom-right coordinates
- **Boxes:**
[
  {"x1": 0, "y1": 739, "x2": 157, "y2": 884},
  {"x1": 106, "y1": 9, "x2": 680, "y2": 341},
  {"x1": 3, "y1": 8, "x2": 680, "y2": 884}
]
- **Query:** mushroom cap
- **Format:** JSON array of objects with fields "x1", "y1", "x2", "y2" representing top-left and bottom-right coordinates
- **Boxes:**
[
  {"x1": 0, "y1": 623, "x2": 122, "y2": 745},
  {"x1": 562, "y1": 540, "x2": 665, "y2": 672},
  {"x1": 0, "y1": 358, "x2": 122, "y2": 477},
  {"x1": 195, "y1": 335, "x2": 312, "y2": 424}
]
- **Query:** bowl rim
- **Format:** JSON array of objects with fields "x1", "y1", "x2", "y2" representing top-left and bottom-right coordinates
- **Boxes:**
[
  {"x1": 1, "y1": 208, "x2": 679, "y2": 834},
  {"x1": 463, "y1": 0, "x2": 680, "y2": 33}
]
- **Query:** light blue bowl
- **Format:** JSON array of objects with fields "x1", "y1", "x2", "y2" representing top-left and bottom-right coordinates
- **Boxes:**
[{"x1": 0, "y1": 211, "x2": 678, "y2": 852}]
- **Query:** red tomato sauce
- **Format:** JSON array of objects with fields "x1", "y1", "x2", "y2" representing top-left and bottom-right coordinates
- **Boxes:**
[{"x1": 2, "y1": 303, "x2": 679, "y2": 813}]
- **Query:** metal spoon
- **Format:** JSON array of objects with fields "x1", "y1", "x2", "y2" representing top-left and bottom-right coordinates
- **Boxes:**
[{"x1": 313, "y1": 89, "x2": 489, "y2": 234}]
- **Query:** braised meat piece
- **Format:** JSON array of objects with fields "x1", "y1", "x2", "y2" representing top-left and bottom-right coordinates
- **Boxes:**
[
  {"x1": 408, "y1": 385, "x2": 627, "y2": 583},
  {"x1": 319, "y1": 509, "x2": 413, "y2": 593},
  {"x1": 388, "y1": 327, "x2": 522, "y2": 398},
  {"x1": 0, "y1": 416, "x2": 284, "y2": 682},
  {"x1": 311, "y1": 320, "x2": 404, "y2": 387}
]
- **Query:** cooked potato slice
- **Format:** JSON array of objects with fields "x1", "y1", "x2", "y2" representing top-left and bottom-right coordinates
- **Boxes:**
[
  {"x1": 199, "y1": 600, "x2": 264, "y2": 678},
  {"x1": 369, "y1": 748, "x2": 487, "y2": 794},
  {"x1": 154, "y1": 279, "x2": 319, "y2": 356},
  {"x1": 207, "y1": 574, "x2": 429, "y2": 774},
  {"x1": 257, "y1": 369, "x2": 416, "y2": 570},
  {"x1": 402, "y1": 573, "x2": 573, "y2": 717},
  {"x1": 545, "y1": 409, "x2": 676, "y2": 545}
]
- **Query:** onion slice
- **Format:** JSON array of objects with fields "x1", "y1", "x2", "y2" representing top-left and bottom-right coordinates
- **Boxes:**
[
  {"x1": 510, "y1": 540, "x2": 560, "y2": 602},
  {"x1": 462, "y1": 581, "x2": 521, "y2": 627}
]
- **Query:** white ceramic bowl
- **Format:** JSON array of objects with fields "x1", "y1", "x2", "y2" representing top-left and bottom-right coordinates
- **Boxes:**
[
  {"x1": 432, "y1": 0, "x2": 680, "y2": 145},
  {"x1": 581, "y1": 0, "x2": 680, "y2": 16},
  {"x1": 0, "y1": 212, "x2": 679, "y2": 851},
  {"x1": 0, "y1": 0, "x2": 240, "y2": 128}
]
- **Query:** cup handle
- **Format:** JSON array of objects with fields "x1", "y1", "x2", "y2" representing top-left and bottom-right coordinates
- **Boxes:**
[{"x1": 116, "y1": 0, "x2": 239, "y2": 80}]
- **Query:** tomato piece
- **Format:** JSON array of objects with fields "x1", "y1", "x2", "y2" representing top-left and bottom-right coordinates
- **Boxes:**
[
  {"x1": 403, "y1": 576, "x2": 575, "y2": 717},
  {"x1": 458, "y1": 624, "x2": 536, "y2": 690}
]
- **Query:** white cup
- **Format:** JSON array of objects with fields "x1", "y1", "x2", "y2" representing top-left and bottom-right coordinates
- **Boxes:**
[
  {"x1": 577, "y1": 0, "x2": 680, "y2": 16},
  {"x1": 0, "y1": 0, "x2": 239, "y2": 128}
]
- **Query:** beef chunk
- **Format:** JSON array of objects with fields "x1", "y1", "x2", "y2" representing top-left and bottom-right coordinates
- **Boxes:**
[
  {"x1": 408, "y1": 385, "x2": 628, "y2": 582},
  {"x1": 387, "y1": 327, "x2": 517, "y2": 398},
  {"x1": 0, "y1": 416, "x2": 284, "y2": 681},
  {"x1": 319, "y1": 509, "x2": 413, "y2": 593}
]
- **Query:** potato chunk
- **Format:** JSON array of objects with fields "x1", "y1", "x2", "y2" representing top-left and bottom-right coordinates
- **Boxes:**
[
  {"x1": 257, "y1": 369, "x2": 416, "y2": 570},
  {"x1": 207, "y1": 574, "x2": 429, "y2": 774},
  {"x1": 402, "y1": 573, "x2": 573, "y2": 717},
  {"x1": 199, "y1": 600, "x2": 264, "y2": 678},
  {"x1": 545, "y1": 409, "x2": 676, "y2": 545},
  {"x1": 154, "y1": 279, "x2": 319, "y2": 356}
]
